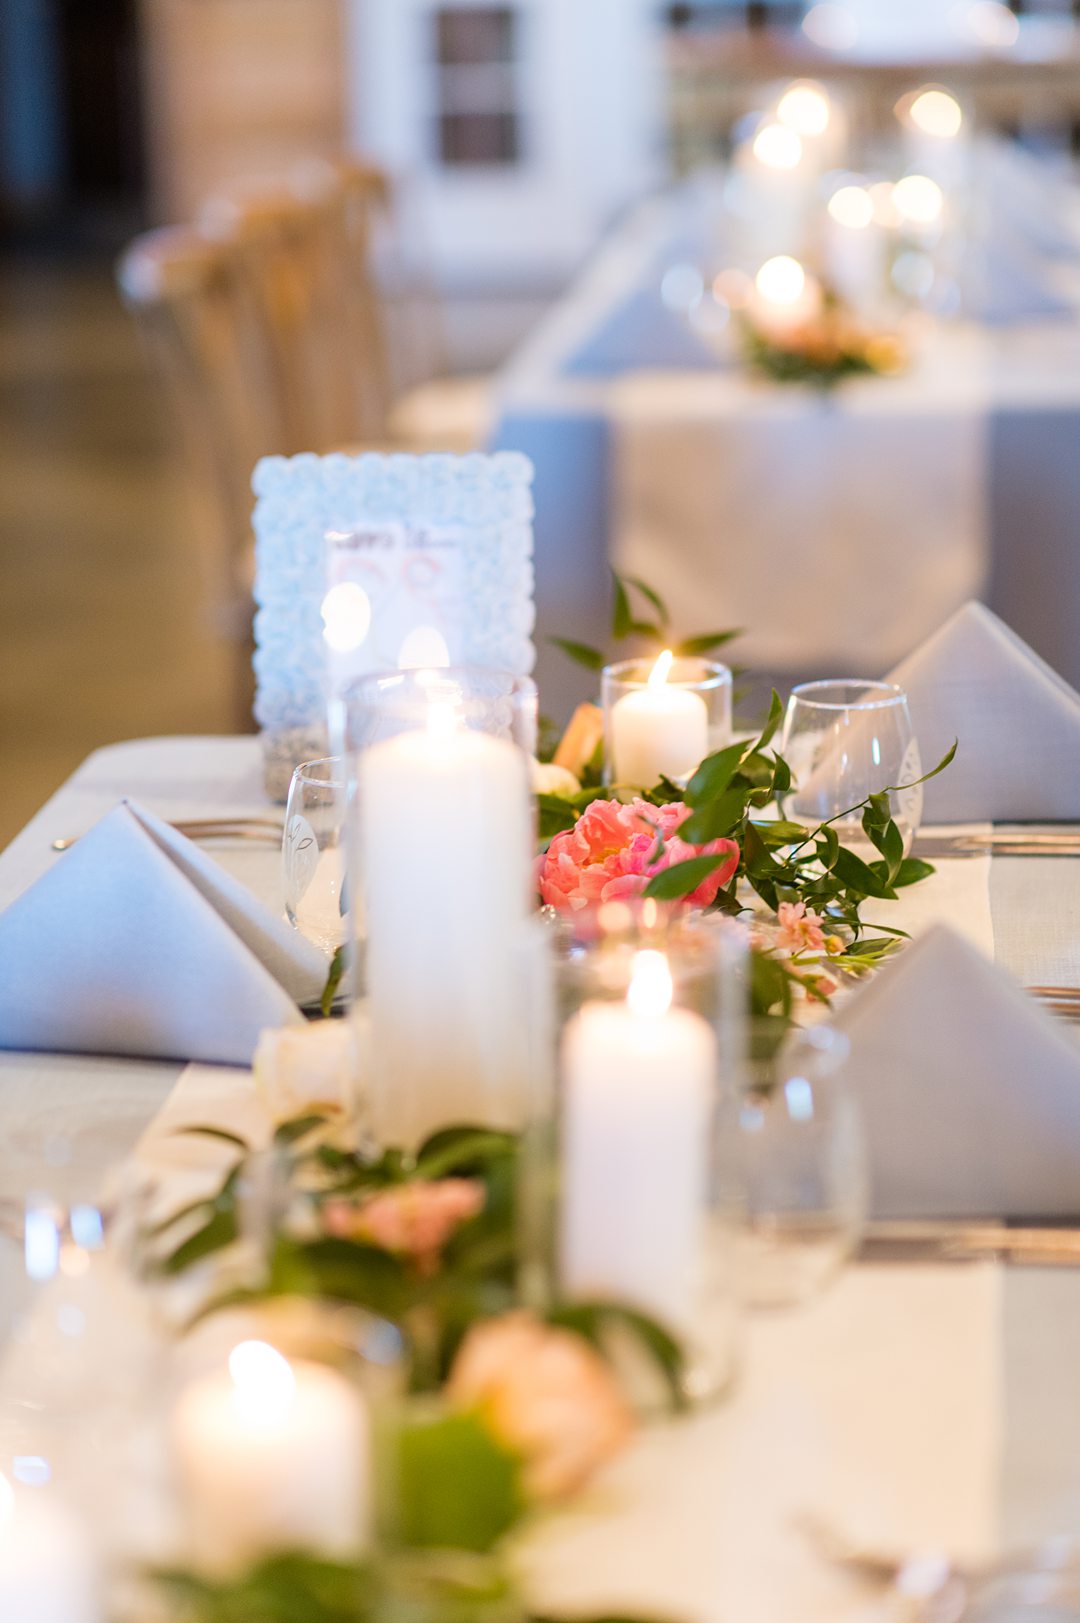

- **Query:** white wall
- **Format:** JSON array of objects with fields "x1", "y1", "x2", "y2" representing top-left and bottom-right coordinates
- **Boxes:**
[{"x1": 346, "y1": 0, "x2": 664, "y2": 291}]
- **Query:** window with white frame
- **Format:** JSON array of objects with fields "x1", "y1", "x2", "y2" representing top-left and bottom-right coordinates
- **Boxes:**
[{"x1": 430, "y1": 5, "x2": 523, "y2": 168}]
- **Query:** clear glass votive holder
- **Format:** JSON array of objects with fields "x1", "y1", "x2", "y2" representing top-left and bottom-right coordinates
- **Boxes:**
[
  {"x1": 521, "y1": 903, "x2": 747, "y2": 1407},
  {"x1": 738, "y1": 1025, "x2": 867, "y2": 1310},
  {"x1": 283, "y1": 756, "x2": 347, "y2": 955},
  {"x1": 601, "y1": 655, "x2": 733, "y2": 789},
  {"x1": 779, "y1": 679, "x2": 923, "y2": 857},
  {"x1": 334, "y1": 667, "x2": 539, "y2": 1153},
  {"x1": 165, "y1": 1299, "x2": 406, "y2": 1581}
]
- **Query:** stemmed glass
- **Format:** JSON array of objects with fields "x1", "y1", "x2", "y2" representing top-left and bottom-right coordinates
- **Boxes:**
[
  {"x1": 779, "y1": 680, "x2": 923, "y2": 857},
  {"x1": 283, "y1": 757, "x2": 347, "y2": 955}
]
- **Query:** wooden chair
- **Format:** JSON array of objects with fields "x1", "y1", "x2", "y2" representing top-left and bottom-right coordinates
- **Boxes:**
[{"x1": 117, "y1": 225, "x2": 280, "y2": 725}]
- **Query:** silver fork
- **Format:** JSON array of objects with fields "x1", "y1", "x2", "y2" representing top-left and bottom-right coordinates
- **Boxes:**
[{"x1": 51, "y1": 816, "x2": 284, "y2": 852}]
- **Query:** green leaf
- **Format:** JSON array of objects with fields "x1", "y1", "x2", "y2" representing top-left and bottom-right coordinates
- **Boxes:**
[
  {"x1": 397, "y1": 1409, "x2": 524, "y2": 1553},
  {"x1": 816, "y1": 825, "x2": 840, "y2": 868},
  {"x1": 415, "y1": 1127, "x2": 517, "y2": 1181},
  {"x1": 752, "y1": 818, "x2": 809, "y2": 846},
  {"x1": 612, "y1": 572, "x2": 634, "y2": 640},
  {"x1": 274, "y1": 1112, "x2": 331, "y2": 1146},
  {"x1": 673, "y1": 630, "x2": 740, "y2": 657},
  {"x1": 537, "y1": 792, "x2": 580, "y2": 840},
  {"x1": 684, "y1": 741, "x2": 749, "y2": 807},
  {"x1": 889, "y1": 739, "x2": 957, "y2": 791},
  {"x1": 754, "y1": 689, "x2": 785, "y2": 753},
  {"x1": 620, "y1": 574, "x2": 671, "y2": 628},
  {"x1": 894, "y1": 856, "x2": 936, "y2": 887},
  {"x1": 161, "y1": 1205, "x2": 239, "y2": 1275},
  {"x1": 642, "y1": 852, "x2": 732, "y2": 900},
  {"x1": 321, "y1": 946, "x2": 347, "y2": 1016},
  {"x1": 172, "y1": 1125, "x2": 249, "y2": 1150},
  {"x1": 678, "y1": 787, "x2": 748, "y2": 846},
  {"x1": 830, "y1": 845, "x2": 897, "y2": 900},
  {"x1": 548, "y1": 637, "x2": 607, "y2": 672},
  {"x1": 269, "y1": 1236, "x2": 412, "y2": 1321}
]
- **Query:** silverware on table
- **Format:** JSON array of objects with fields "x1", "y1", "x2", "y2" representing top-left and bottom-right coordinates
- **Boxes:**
[
  {"x1": 51, "y1": 816, "x2": 285, "y2": 852},
  {"x1": 914, "y1": 827, "x2": 1080, "y2": 860},
  {"x1": 861, "y1": 1220, "x2": 1080, "y2": 1265}
]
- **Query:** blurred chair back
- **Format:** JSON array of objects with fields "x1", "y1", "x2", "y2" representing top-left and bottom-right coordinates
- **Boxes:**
[
  {"x1": 199, "y1": 162, "x2": 395, "y2": 450},
  {"x1": 117, "y1": 225, "x2": 277, "y2": 722}
]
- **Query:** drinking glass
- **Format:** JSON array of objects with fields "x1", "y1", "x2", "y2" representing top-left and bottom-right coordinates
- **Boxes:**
[
  {"x1": 737, "y1": 1026, "x2": 867, "y2": 1309},
  {"x1": 521, "y1": 903, "x2": 746, "y2": 1407},
  {"x1": 283, "y1": 757, "x2": 347, "y2": 955},
  {"x1": 779, "y1": 680, "x2": 923, "y2": 857}
]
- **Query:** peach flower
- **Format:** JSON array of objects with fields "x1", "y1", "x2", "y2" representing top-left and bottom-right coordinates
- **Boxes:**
[
  {"x1": 447, "y1": 1311, "x2": 633, "y2": 1501},
  {"x1": 538, "y1": 797, "x2": 739, "y2": 913},
  {"x1": 776, "y1": 900, "x2": 828, "y2": 954},
  {"x1": 323, "y1": 1179, "x2": 484, "y2": 1274}
]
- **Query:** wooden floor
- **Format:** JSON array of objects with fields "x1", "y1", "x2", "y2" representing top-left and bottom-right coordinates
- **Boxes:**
[{"x1": 0, "y1": 258, "x2": 236, "y2": 850}]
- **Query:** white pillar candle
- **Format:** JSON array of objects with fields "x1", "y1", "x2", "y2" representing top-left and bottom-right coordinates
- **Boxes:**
[
  {"x1": 609, "y1": 650, "x2": 709, "y2": 788},
  {"x1": 0, "y1": 1479, "x2": 100, "y2": 1623},
  {"x1": 172, "y1": 1340, "x2": 369, "y2": 1577},
  {"x1": 558, "y1": 951, "x2": 715, "y2": 1337},
  {"x1": 358, "y1": 707, "x2": 533, "y2": 1148}
]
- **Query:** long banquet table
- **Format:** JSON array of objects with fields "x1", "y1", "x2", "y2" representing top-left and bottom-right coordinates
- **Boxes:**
[
  {"x1": 3, "y1": 736, "x2": 1080, "y2": 1621},
  {"x1": 491, "y1": 140, "x2": 1080, "y2": 724}
]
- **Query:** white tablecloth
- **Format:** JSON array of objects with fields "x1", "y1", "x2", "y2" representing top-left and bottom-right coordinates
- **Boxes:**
[{"x1": 3, "y1": 738, "x2": 1080, "y2": 1621}]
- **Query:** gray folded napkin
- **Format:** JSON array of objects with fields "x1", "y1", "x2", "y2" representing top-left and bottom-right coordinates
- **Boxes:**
[
  {"x1": 836, "y1": 923, "x2": 1080, "y2": 1219},
  {"x1": 0, "y1": 800, "x2": 327, "y2": 1066},
  {"x1": 887, "y1": 601, "x2": 1080, "y2": 822}
]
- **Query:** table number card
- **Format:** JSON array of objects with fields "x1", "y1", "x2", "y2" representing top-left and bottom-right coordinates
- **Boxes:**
[{"x1": 252, "y1": 451, "x2": 536, "y2": 799}]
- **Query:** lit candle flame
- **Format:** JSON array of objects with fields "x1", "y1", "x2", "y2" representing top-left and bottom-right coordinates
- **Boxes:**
[
  {"x1": 228, "y1": 1340, "x2": 295, "y2": 1420},
  {"x1": 648, "y1": 649, "x2": 675, "y2": 689},
  {"x1": 627, "y1": 950, "x2": 674, "y2": 1019}
]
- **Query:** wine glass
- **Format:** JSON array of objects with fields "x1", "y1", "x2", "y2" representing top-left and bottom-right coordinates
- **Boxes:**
[
  {"x1": 737, "y1": 1026, "x2": 867, "y2": 1309},
  {"x1": 283, "y1": 757, "x2": 347, "y2": 955},
  {"x1": 779, "y1": 680, "x2": 923, "y2": 858}
]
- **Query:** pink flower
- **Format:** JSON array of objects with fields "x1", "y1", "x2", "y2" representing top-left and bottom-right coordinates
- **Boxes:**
[
  {"x1": 323, "y1": 1179, "x2": 484, "y2": 1274},
  {"x1": 538, "y1": 797, "x2": 739, "y2": 913},
  {"x1": 447, "y1": 1312, "x2": 633, "y2": 1501},
  {"x1": 776, "y1": 900, "x2": 828, "y2": 954}
]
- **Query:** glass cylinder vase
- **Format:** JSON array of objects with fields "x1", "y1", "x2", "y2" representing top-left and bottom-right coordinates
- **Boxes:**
[
  {"x1": 334, "y1": 667, "x2": 538, "y2": 1153},
  {"x1": 601, "y1": 654, "x2": 733, "y2": 790},
  {"x1": 522, "y1": 903, "x2": 746, "y2": 1407}
]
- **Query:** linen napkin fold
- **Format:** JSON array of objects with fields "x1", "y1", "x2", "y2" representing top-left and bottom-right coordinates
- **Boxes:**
[
  {"x1": 0, "y1": 800, "x2": 327, "y2": 1066},
  {"x1": 835, "y1": 923, "x2": 1080, "y2": 1219},
  {"x1": 887, "y1": 600, "x2": 1080, "y2": 822}
]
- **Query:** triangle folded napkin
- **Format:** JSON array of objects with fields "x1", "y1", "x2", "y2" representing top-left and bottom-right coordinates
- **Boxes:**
[
  {"x1": 0, "y1": 800, "x2": 327, "y2": 1066},
  {"x1": 835, "y1": 923, "x2": 1080, "y2": 1219},
  {"x1": 887, "y1": 600, "x2": 1080, "y2": 822}
]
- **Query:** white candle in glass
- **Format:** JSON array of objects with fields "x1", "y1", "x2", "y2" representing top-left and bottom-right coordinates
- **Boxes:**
[
  {"x1": 750, "y1": 255, "x2": 823, "y2": 337},
  {"x1": 610, "y1": 650, "x2": 709, "y2": 788},
  {"x1": 0, "y1": 1478, "x2": 100, "y2": 1623},
  {"x1": 358, "y1": 697, "x2": 533, "y2": 1147},
  {"x1": 172, "y1": 1340, "x2": 370, "y2": 1576},
  {"x1": 559, "y1": 950, "x2": 715, "y2": 1336}
]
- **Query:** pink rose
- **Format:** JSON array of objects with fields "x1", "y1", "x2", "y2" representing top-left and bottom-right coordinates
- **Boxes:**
[
  {"x1": 323, "y1": 1179, "x2": 484, "y2": 1274},
  {"x1": 538, "y1": 797, "x2": 739, "y2": 913},
  {"x1": 776, "y1": 900, "x2": 828, "y2": 954},
  {"x1": 447, "y1": 1311, "x2": 633, "y2": 1501}
]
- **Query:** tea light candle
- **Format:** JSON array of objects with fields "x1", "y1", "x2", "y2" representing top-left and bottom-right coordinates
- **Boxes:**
[
  {"x1": 750, "y1": 255, "x2": 823, "y2": 336},
  {"x1": 0, "y1": 1478, "x2": 101, "y2": 1623},
  {"x1": 358, "y1": 695, "x2": 533, "y2": 1146},
  {"x1": 173, "y1": 1340, "x2": 370, "y2": 1576},
  {"x1": 609, "y1": 650, "x2": 709, "y2": 788},
  {"x1": 559, "y1": 951, "x2": 715, "y2": 1336}
]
